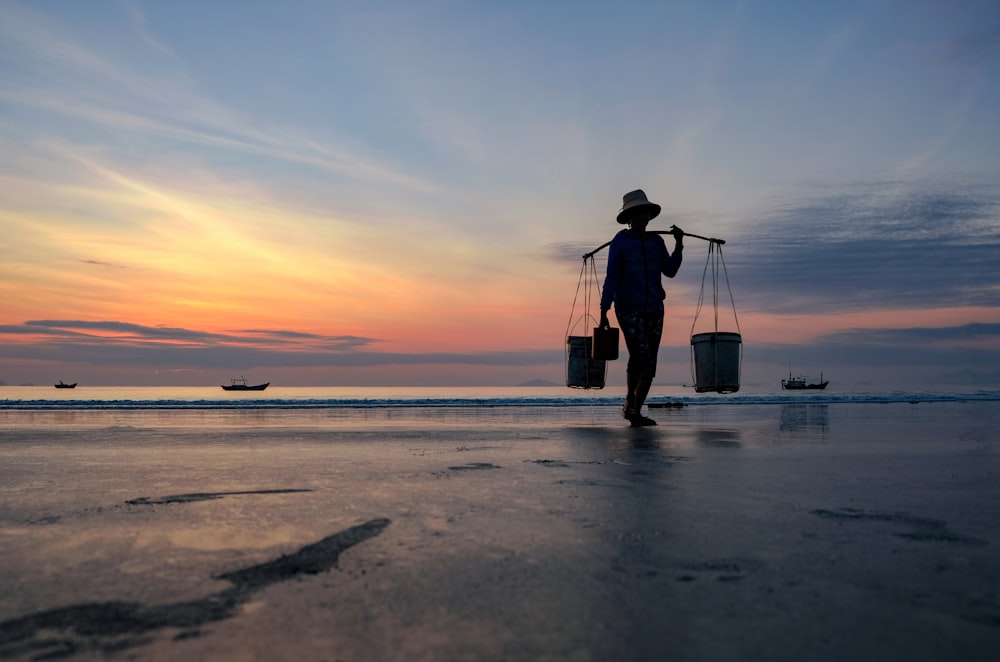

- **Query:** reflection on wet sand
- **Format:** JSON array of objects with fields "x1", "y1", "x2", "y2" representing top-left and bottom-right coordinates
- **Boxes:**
[
  {"x1": 779, "y1": 404, "x2": 830, "y2": 436},
  {"x1": 695, "y1": 428, "x2": 742, "y2": 448}
]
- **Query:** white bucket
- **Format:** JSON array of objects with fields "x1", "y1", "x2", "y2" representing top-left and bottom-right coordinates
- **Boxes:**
[
  {"x1": 566, "y1": 336, "x2": 606, "y2": 389},
  {"x1": 691, "y1": 332, "x2": 742, "y2": 393}
]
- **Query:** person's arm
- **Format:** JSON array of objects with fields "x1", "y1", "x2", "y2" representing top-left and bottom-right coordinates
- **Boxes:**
[{"x1": 662, "y1": 225, "x2": 684, "y2": 278}]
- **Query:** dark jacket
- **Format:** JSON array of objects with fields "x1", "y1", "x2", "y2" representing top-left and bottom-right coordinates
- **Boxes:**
[{"x1": 600, "y1": 229, "x2": 683, "y2": 314}]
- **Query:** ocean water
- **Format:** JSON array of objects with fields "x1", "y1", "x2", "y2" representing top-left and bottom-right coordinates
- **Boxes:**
[
  {"x1": 1, "y1": 384, "x2": 998, "y2": 410},
  {"x1": 1, "y1": 384, "x2": 998, "y2": 430}
]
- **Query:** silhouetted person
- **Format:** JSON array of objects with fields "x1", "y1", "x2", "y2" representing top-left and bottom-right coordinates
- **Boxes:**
[{"x1": 600, "y1": 189, "x2": 684, "y2": 426}]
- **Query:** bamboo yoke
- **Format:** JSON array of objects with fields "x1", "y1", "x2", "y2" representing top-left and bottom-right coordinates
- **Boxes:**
[{"x1": 581, "y1": 229, "x2": 724, "y2": 260}]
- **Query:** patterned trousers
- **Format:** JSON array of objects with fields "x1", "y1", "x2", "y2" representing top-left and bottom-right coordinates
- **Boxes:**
[{"x1": 615, "y1": 307, "x2": 664, "y2": 381}]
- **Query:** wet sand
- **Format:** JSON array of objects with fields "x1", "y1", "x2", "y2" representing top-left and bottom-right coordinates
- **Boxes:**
[{"x1": 1, "y1": 402, "x2": 999, "y2": 660}]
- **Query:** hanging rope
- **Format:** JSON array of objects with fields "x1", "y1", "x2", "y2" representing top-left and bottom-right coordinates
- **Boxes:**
[
  {"x1": 564, "y1": 258, "x2": 588, "y2": 339},
  {"x1": 719, "y1": 244, "x2": 741, "y2": 336},
  {"x1": 564, "y1": 255, "x2": 607, "y2": 389},
  {"x1": 689, "y1": 241, "x2": 741, "y2": 337},
  {"x1": 564, "y1": 256, "x2": 601, "y2": 338},
  {"x1": 689, "y1": 241, "x2": 742, "y2": 393}
]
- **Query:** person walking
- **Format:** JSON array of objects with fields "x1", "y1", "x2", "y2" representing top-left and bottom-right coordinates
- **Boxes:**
[{"x1": 599, "y1": 189, "x2": 684, "y2": 426}]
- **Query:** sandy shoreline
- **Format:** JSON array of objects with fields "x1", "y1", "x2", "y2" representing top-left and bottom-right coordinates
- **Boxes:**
[{"x1": 1, "y1": 402, "x2": 999, "y2": 660}]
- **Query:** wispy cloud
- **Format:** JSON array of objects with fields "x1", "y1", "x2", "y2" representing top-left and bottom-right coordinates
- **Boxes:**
[
  {"x1": 726, "y1": 180, "x2": 1000, "y2": 313},
  {"x1": 0, "y1": 2, "x2": 439, "y2": 195},
  {"x1": 820, "y1": 322, "x2": 1000, "y2": 345},
  {"x1": 121, "y1": 0, "x2": 183, "y2": 64},
  {"x1": 0, "y1": 324, "x2": 86, "y2": 338},
  {"x1": 19, "y1": 320, "x2": 373, "y2": 350},
  {"x1": 81, "y1": 259, "x2": 124, "y2": 268},
  {"x1": 0, "y1": 319, "x2": 557, "y2": 370}
]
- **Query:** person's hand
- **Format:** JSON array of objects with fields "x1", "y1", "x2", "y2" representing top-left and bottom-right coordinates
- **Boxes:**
[
  {"x1": 670, "y1": 225, "x2": 685, "y2": 241},
  {"x1": 599, "y1": 312, "x2": 610, "y2": 329}
]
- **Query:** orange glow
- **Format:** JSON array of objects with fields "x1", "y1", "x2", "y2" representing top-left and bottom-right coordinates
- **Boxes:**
[
  {"x1": 2, "y1": 149, "x2": 998, "y2": 385},
  {"x1": 735, "y1": 307, "x2": 1000, "y2": 345}
]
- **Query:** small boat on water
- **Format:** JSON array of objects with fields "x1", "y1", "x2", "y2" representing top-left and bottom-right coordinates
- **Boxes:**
[
  {"x1": 781, "y1": 371, "x2": 828, "y2": 390},
  {"x1": 221, "y1": 377, "x2": 269, "y2": 391},
  {"x1": 54, "y1": 381, "x2": 77, "y2": 389}
]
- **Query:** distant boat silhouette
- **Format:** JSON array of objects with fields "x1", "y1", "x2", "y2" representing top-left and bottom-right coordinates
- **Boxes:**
[
  {"x1": 781, "y1": 371, "x2": 828, "y2": 390},
  {"x1": 221, "y1": 377, "x2": 269, "y2": 391},
  {"x1": 54, "y1": 381, "x2": 77, "y2": 389}
]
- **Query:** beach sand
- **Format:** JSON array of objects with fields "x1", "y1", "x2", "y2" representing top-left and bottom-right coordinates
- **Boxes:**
[{"x1": 1, "y1": 401, "x2": 999, "y2": 660}]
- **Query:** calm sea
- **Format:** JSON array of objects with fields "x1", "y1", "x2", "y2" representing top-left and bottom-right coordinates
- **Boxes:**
[
  {"x1": 1, "y1": 384, "x2": 998, "y2": 438},
  {"x1": 2, "y1": 384, "x2": 998, "y2": 411}
]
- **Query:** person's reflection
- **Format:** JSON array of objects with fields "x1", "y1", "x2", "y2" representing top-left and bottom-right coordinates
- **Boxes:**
[
  {"x1": 624, "y1": 428, "x2": 663, "y2": 452},
  {"x1": 564, "y1": 416, "x2": 750, "y2": 656},
  {"x1": 600, "y1": 419, "x2": 740, "y2": 656}
]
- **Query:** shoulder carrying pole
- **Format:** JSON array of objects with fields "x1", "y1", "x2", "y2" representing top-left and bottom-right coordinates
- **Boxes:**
[{"x1": 582, "y1": 229, "x2": 725, "y2": 259}]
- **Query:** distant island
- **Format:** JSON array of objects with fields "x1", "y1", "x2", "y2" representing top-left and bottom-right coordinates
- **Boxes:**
[{"x1": 517, "y1": 379, "x2": 559, "y2": 387}]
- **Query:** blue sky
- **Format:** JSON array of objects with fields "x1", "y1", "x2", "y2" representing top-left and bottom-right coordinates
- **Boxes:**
[{"x1": 1, "y1": 0, "x2": 998, "y2": 387}]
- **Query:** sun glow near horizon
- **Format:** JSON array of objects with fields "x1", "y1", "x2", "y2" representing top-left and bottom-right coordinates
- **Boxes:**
[{"x1": 1, "y1": 153, "x2": 575, "y2": 358}]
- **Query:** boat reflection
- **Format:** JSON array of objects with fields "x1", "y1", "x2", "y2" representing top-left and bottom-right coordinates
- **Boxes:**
[{"x1": 779, "y1": 403, "x2": 830, "y2": 435}]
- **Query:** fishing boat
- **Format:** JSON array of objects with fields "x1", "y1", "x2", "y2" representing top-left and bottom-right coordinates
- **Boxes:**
[
  {"x1": 54, "y1": 381, "x2": 77, "y2": 389},
  {"x1": 781, "y1": 372, "x2": 828, "y2": 390},
  {"x1": 221, "y1": 377, "x2": 269, "y2": 391}
]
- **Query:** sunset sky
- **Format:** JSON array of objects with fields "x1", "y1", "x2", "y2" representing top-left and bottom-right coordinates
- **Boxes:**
[{"x1": 1, "y1": 0, "x2": 998, "y2": 388}]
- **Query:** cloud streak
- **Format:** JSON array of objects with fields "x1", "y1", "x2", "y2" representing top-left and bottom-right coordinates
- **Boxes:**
[
  {"x1": 724, "y1": 180, "x2": 1000, "y2": 314},
  {"x1": 0, "y1": 2, "x2": 440, "y2": 197},
  {"x1": 819, "y1": 322, "x2": 1000, "y2": 345},
  {"x1": 18, "y1": 320, "x2": 373, "y2": 350},
  {"x1": 0, "y1": 319, "x2": 559, "y2": 371}
]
